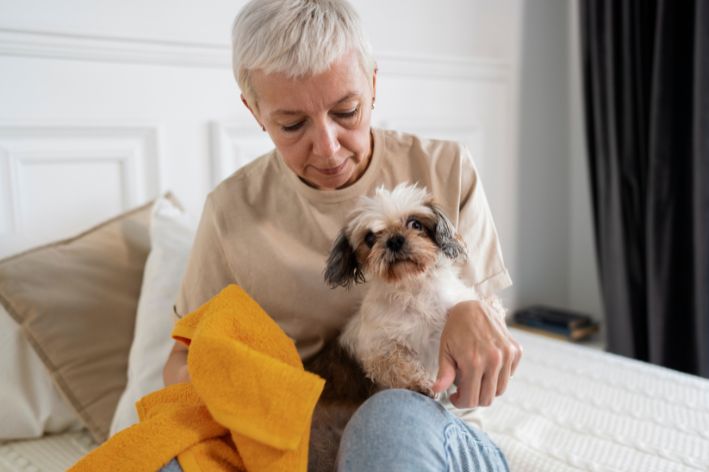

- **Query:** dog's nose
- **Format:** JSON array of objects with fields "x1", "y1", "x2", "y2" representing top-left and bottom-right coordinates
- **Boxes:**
[{"x1": 386, "y1": 234, "x2": 405, "y2": 252}]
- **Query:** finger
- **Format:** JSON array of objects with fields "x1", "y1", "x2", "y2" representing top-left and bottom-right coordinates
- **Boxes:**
[
  {"x1": 496, "y1": 351, "x2": 512, "y2": 396},
  {"x1": 453, "y1": 361, "x2": 481, "y2": 408},
  {"x1": 480, "y1": 362, "x2": 502, "y2": 406},
  {"x1": 510, "y1": 339, "x2": 523, "y2": 376},
  {"x1": 479, "y1": 373, "x2": 495, "y2": 406},
  {"x1": 433, "y1": 354, "x2": 457, "y2": 393}
]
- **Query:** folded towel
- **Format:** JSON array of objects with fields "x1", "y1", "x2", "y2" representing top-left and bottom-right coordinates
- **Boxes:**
[{"x1": 70, "y1": 284, "x2": 325, "y2": 472}]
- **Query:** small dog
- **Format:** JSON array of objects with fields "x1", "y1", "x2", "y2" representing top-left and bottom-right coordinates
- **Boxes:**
[
  {"x1": 304, "y1": 184, "x2": 478, "y2": 470},
  {"x1": 324, "y1": 183, "x2": 477, "y2": 396}
]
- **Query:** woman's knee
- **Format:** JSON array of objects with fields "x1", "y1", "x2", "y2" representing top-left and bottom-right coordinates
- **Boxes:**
[
  {"x1": 350, "y1": 388, "x2": 448, "y2": 433},
  {"x1": 336, "y1": 389, "x2": 450, "y2": 471},
  {"x1": 337, "y1": 389, "x2": 510, "y2": 472}
]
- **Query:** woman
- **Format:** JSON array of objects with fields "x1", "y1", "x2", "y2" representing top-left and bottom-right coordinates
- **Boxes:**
[{"x1": 163, "y1": 0, "x2": 521, "y2": 470}]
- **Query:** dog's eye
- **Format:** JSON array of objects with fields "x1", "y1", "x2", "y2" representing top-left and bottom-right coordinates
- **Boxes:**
[
  {"x1": 364, "y1": 231, "x2": 376, "y2": 248},
  {"x1": 406, "y1": 218, "x2": 423, "y2": 231}
]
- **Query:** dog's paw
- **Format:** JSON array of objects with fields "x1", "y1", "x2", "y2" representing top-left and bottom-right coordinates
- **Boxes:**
[{"x1": 409, "y1": 379, "x2": 435, "y2": 398}]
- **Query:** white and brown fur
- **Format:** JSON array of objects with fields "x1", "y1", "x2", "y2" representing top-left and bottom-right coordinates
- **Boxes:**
[
  {"x1": 323, "y1": 183, "x2": 476, "y2": 395},
  {"x1": 304, "y1": 183, "x2": 477, "y2": 471}
]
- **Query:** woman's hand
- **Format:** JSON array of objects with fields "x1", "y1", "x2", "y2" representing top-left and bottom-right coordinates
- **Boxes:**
[
  {"x1": 432, "y1": 299, "x2": 522, "y2": 408},
  {"x1": 163, "y1": 341, "x2": 191, "y2": 385},
  {"x1": 174, "y1": 363, "x2": 191, "y2": 384}
]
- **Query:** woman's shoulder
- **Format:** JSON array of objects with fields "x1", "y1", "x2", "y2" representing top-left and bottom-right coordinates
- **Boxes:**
[
  {"x1": 374, "y1": 128, "x2": 473, "y2": 181},
  {"x1": 208, "y1": 149, "x2": 279, "y2": 204},
  {"x1": 375, "y1": 128, "x2": 467, "y2": 163},
  {"x1": 374, "y1": 128, "x2": 478, "y2": 202}
]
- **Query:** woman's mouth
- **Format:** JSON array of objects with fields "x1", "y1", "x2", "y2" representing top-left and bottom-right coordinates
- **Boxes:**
[{"x1": 316, "y1": 159, "x2": 348, "y2": 176}]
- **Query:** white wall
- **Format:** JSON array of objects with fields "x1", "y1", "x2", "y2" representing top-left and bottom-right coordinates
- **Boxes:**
[
  {"x1": 0, "y1": 0, "x2": 602, "y2": 321},
  {"x1": 516, "y1": 0, "x2": 571, "y2": 308},
  {"x1": 514, "y1": 0, "x2": 603, "y2": 320},
  {"x1": 568, "y1": 0, "x2": 603, "y2": 320}
]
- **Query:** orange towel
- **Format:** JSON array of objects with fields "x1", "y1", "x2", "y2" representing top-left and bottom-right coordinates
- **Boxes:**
[{"x1": 70, "y1": 284, "x2": 325, "y2": 472}]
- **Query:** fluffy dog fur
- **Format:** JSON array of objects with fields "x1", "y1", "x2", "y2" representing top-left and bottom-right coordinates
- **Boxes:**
[
  {"x1": 305, "y1": 183, "x2": 478, "y2": 471},
  {"x1": 324, "y1": 183, "x2": 477, "y2": 395}
]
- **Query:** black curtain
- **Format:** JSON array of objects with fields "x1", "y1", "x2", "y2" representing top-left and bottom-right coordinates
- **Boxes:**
[{"x1": 580, "y1": 0, "x2": 709, "y2": 377}]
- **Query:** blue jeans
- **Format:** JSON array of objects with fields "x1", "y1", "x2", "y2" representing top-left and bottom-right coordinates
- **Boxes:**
[
  {"x1": 159, "y1": 389, "x2": 508, "y2": 472},
  {"x1": 337, "y1": 389, "x2": 509, "y2": 471},
  {"x1": 158, "y1": 459, "x2": 182, "y2": 472}
]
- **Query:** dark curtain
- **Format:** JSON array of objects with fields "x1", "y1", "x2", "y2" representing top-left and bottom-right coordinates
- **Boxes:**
[{"x1": 580, "y1": 0, "x2": 709, "y2": 377}]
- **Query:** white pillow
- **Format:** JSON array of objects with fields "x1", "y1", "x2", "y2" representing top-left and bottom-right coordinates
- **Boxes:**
[
  {"x1": 109, "y1": 196, "x2": 196, "y2": 436},
  {"x1": 0, "y1": 304, "x2": 84, "y2": 439}
]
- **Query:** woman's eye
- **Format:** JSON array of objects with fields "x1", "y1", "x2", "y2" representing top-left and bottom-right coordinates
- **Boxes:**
[
  {"x1": 406, "y1": 218, "x2": 423, "y2": 231},
  {"x1": 281, "y1": 121, "x2": 305, "y2": 132},
  {"x1": 334, "y1": 107, "x2": 359, "y2": 119},
  {"x1": 364, "y1": 231, "x2": 376, "y2": 248}
]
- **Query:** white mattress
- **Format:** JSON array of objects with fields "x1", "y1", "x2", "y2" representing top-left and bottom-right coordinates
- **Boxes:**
[
  {"x1": 0, "y1": 430, "x2": 95, "y2": 471},
  {"x1": 461, "y1": 329, "x2": 709, "y2": 472},
  {"x1": 1, "y1": 329, "x2": 708, "y2": 471}
]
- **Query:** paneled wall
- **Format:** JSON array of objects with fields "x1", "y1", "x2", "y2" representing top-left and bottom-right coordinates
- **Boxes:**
[{"x1": 3, "y1": 1, "x2": 593, "y2": 314}]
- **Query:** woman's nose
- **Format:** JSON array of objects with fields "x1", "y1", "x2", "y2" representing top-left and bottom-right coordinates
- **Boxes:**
[{"x1": 312, "y1": 122, "x2": 341, "y2": 158}]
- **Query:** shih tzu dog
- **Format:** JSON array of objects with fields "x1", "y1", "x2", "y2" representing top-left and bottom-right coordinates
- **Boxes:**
[
  {"x1": 304, "y1": 183, "x2": 478, "y2": 471},
  {"x1": 324, "y1": 182, "x2": 477, "y2": 396}
]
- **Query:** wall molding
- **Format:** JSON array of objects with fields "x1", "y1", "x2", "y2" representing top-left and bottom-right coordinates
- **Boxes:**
[
  {"x1": 0, "y1": 27, "x2": 229, "y2": 69},
  {"x1": 0, "y1": 27, "x2": 509, "y2": 81},
  {"x1": 377, "y1": 52, "x2": 508, "y2": 82},
  {"x1": 0, "y1": 149, "x2": 13, "y2": 235},
  {"x1": 209, "y1": 121, "x2": 273, "y2": 187},
  {"x1": 0, "y1": 123, "x2": 163, "y2": 234}
]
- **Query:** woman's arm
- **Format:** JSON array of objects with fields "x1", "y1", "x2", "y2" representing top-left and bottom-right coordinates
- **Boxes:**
[
  {"x1": 163, "y1": 195, "x2": 230, "y2": 386},
  {"x1": 163, "y1": 341, "x2": 191, "y2": 385}
]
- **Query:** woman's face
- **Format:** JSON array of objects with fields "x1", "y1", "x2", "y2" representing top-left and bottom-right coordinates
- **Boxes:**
[{"x1": 245, "y1": 50, "x2": 376, "y2": 190}]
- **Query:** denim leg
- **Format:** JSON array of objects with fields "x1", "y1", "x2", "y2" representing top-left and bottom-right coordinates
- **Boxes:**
[
  {"x1": 157, "y1": 458, "x2": 183, "y2": 472},
  {"x1": 336, "y1": 389, "x2": 509, "y2": 472}
]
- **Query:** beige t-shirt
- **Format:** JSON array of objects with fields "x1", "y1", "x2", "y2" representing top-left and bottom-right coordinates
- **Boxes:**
[{"x1": 176, "y1": 128, "x2": 511, "y2": 361}]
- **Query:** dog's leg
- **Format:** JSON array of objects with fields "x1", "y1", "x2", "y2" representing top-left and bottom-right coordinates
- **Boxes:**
[
  {"x1": 304, "y1": 339, "x2": 378, "y2": 403},
  {"x1": 362, "y1": 343, "x2": 434, "y2": 396},
  {"x1": 304, "y1": 340, "x2": 379, "y2": 472}
]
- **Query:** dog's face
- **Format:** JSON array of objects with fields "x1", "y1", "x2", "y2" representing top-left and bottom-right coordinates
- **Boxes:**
[{"x1": 325, "y1": 184, "x2": 466, "y2": 288}]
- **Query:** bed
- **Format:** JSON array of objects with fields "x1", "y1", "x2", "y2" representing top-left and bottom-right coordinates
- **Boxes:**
[
  {"x1": 0, "y1": 197, "x2": 708, "y2": 472},
  {"x1": 465, "y1": 329, "x2": 709, "y2": 472}
]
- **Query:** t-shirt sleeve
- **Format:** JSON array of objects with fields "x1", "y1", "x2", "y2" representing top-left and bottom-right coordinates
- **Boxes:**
[
  {"x1": 174, "y1": 194, "x2": 234, "y2": 319},
  {"x1": 456, "y1": 145, "x2": 513, "y2": 296}
]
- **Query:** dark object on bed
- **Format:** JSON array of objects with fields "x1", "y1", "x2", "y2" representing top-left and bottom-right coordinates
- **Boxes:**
[{"x1": 512, "y1": 305, "x2": 600, "y2": 342}]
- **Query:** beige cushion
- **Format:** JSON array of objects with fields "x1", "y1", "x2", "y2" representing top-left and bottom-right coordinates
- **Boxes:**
[
  {"x1": 0, "y1": 200, "x2": 153, "y2": 442},
  {"x1": 0, "y1": 302, "x2": 84, "y2": 440}
]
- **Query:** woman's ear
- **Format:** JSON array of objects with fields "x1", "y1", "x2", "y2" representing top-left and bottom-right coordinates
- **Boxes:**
[
  {"x1": 241, "y1": 94, "x2": 265, "y2": 131},
  {"x1": 371, "y1": 66, "x2": 378, "y2": 107},
  {"x1": 240, "y1": 93, "x2": 254, "y2": 114},
  {"x1": 324, "y1": 231, "x2": 365, "y2": 289},
  {"x1": 427, "y1": 203, "x2": 467, "y2": 261}
]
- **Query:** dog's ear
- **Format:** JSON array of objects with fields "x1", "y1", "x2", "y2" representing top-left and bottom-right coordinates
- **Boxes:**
[
  {"x1": 428, "y1": 203, "x2": 467, "y2": 261},
  {"x1": 324, "y1": 231, "x2": 366, "y2": 289}
]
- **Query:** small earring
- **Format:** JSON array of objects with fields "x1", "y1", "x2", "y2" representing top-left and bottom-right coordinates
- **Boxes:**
[
  {"x1": 260, "y1": 124, "x2": 266, "y2": 132},
  {"x1": 371, "y1": 101, "x2": 376, "y2": 110}
]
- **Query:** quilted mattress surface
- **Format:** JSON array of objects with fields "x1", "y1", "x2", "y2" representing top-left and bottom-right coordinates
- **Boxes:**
[
  {"x1": 0, "y1": 430, "x2": 95, "y2": 471},
  {"x1": 462, "y1": 329, "x2": 709, "y2": 472},
  {"x1": 1, "y1": 328, "x2": 708, "y2": 471}
]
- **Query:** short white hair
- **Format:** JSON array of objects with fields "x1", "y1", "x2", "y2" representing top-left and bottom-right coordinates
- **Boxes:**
[{"x1": 232, "y1": 0, "x2": 375, "y2": 105}]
